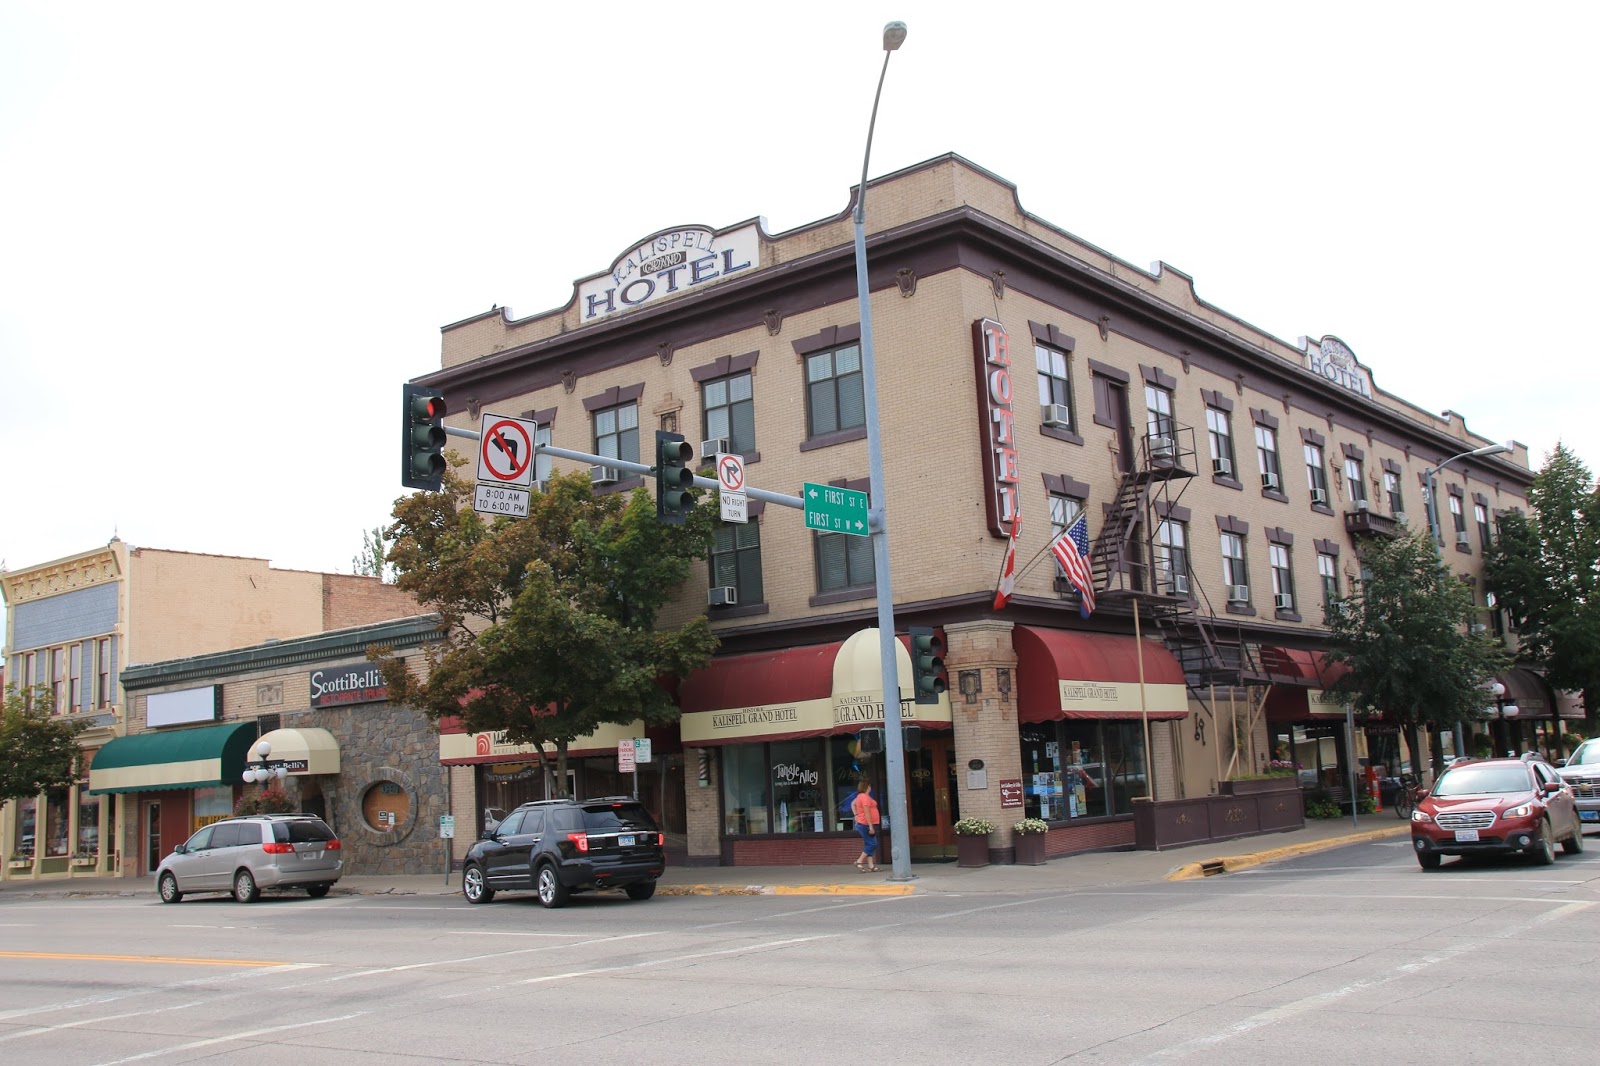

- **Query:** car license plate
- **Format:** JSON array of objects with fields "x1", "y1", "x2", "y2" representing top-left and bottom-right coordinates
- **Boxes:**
[
  {"x1": 1581, "y1": 811, "x2": 1599, "y2": 822},
  {"x1": 1454, "y1": 829, "x2": 1480, "y2": 842},
  {"x1": 619, "y1": 834, "x2": 635, "y2": 847}
]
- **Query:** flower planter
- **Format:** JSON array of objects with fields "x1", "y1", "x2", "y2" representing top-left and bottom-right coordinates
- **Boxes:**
[
  {"x1": 1013, "y1": 832, "x2": 1047, "y2": 866},
  {"x1": 7, "y1": 860, "x2": 31, "y2": 871},
  {"x1": 956, "y1": 834, "x2": 990, "y2": 868},
  {"x1": 1219, "y1": 776, "x2": 1298, "y2": 796},
  {"x1": 70, "y1": 858, "x2": 97, "y2": 868}
]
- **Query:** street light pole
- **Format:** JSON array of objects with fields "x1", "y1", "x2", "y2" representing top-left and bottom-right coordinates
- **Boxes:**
[
  {"x1": 853, "y1": 20, "x2": 914, "y2": 882},
  {"x1": 1423, "y1": 441, "x2": 1512, "y2": 761}
]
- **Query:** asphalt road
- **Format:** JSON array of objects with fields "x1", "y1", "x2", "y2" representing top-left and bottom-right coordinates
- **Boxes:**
[{"x1": 2, "y1": 835, "x2": 1597, "y2": 1065}]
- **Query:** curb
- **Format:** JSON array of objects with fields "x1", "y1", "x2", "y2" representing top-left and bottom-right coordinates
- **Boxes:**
[
  {"x1": 1165, "y1": 824, "x2": 1410, "y2": 880},
  {"x1": 658, "y1": 882, "x2": 915, "y2": 897}
]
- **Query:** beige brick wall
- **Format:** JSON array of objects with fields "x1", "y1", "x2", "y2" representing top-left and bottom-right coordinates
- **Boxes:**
[{"x1": 127, "y1": 550, "x2": 324, "y2": 665}]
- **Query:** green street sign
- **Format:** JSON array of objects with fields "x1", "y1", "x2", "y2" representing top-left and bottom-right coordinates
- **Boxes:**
[{"x1": 803, "y1": 482, "x2": 870, "y2": 537}]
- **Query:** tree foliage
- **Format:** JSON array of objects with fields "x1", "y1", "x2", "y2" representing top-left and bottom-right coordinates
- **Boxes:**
[
  {"x1": 0, "y1": 686, "x2": 85, "y2": 804},
  {"x1": 374, "y1": 464, "x2": 718, "y2": 793},
  {"x1": 1485, "y1": 443, "x2": 1600, "y2": 725},
  {"x1": 1324, "y1": 526, "x2": 1509, "y2": 772},
  {"x1": 351, "y1": 525, "x2": 393, "y2": 581}
]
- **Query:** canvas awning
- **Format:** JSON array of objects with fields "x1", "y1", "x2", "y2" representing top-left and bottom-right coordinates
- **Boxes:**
[
  {"x1": 88, "y1": 721, "x2": 257, "y2": 795},
  {"x1": 254, "y1": 727, "x2": 341, "y2": 775},
  {"x1": 1014, "y1": 627, "x2": 1189, "y2": 723}
]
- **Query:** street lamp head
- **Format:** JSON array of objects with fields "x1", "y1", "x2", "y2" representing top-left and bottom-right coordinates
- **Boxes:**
[
  {"x1": 254, "y1": 739, "x2": 272, "y2": 760},
  {"x1": 1469, "y1": 441, "x2": 1513, "y2": 459},
  {"x1": 1489, "y1": 680, "x2": 1506, "y2": 699},
  {"x1": 882, "y1": 21, "x2": 907, "y2": 50}
]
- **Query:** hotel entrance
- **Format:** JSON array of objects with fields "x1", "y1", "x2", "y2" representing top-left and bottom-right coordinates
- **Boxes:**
[{"x1": 905, "y1": 733, "x2": 958, "y2": 858}]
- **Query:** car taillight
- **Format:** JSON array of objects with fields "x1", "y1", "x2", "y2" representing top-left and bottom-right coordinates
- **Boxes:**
[
  {"x1": 325, "y1": 839, "x2": 341, "y2": 850},
  {"x1": 262, "y1": 843, "x2": 295, "y2": 854},
  {"x1": 657, "y1": 833, "x2": 665, "y2": 846},
  {"x1": 566, "y1": 832, "x2": 589, "y2": 853}
]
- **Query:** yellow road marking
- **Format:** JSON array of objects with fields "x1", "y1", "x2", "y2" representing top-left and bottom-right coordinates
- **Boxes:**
[{"x1": 0, "y1": 951, "x2": 287, "y2": 967}]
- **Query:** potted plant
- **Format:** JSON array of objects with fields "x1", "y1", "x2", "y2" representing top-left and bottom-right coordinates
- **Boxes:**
[
  {"x1": 6, "y1": 853, "x2": 31, "y2": 871},
  {"x1": 1012, "y1": 818, "x2": 1049, "y2": 865},
  {"x1": 953, "y1": 817, "x2": 995, "y2": 868},
  {"x1": 69, "y1": 853, "x2": 97, "y2": 868}
]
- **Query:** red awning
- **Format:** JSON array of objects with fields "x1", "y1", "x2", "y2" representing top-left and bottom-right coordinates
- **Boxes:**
[
  {"x1": 678, "y1": 642, "x2": 842, "y2": 714},
  {"x1": 1014, "y1": 626, "x2": 1188, "y2": 723},
  {"x1": 1264, "y1": 684, "x2": 1310, "y2": 722}
]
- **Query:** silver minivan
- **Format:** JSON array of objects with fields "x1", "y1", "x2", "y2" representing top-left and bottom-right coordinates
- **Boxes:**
[{"x1": 156, "y1": 814, "x2": 343, "y2": 903}]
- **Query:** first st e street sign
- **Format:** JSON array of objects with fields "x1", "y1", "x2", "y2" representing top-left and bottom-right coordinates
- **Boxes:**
[{"x1": 803, "y1": 482, "x2": 869, "y2": 537}]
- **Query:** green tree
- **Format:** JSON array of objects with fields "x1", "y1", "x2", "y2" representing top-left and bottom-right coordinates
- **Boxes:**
[
  {"x1": 375, "y1": 465, "x2": 718, "y2": 794},
  {"x1": 1485, "y1": 443, "x2": 1600, "y2": 732},
  {"x1": 351, "y1": 525, "x2": 392, "y2": 581},
  {"x1": 0, "y1": 686, "x2": 84, "y2": 804},
  {"x1": 1324, "y1": 527, "x2": 1509, "y2": 776}
]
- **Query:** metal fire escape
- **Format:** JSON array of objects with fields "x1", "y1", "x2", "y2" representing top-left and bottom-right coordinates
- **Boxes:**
[{"x1": 1086, "y1": 422, "x2": 1263, "y2": 707}]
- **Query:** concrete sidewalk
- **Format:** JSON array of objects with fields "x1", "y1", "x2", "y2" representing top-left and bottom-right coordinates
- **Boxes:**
[{"x1": 0, "y1": 818, "x2": 1410, "y2": 901}]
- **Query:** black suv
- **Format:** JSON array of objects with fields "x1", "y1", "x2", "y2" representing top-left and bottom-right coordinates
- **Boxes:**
[{"x1": 461, "y1": 797, "x2": 665, "y2": 908}]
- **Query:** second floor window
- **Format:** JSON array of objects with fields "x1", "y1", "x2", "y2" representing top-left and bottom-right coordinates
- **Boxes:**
[
  {"x1": 703, "y1": 371, "x2": 755, "y2": 454},
  {"x1": 1449, "y1": 494, "x2": 1467, "y2": 537},
  {"x1": 1344, "y1": 458, "x2": 1366, "y2": 504},
  {"x1": 1384, "y1": 470, "x2": 1404, "y2": 516},
  {"x1": 1318, "y1": 552, "x2": 1339, "y2": 614},
  {"x1": 96, "y1": 637, "x2": 113, "y2": 709},
  {"x1": 1144, "y1": 385, "x2": 1174, "y2": 440},
  {"x1": 1305, "y1": 443, "x2": 1329, "y2": 503},
  {"x1": 1221, "y1": 532, "x2": 1249, "y2": 600},
  {"x1": 1036, "y1": 344, "x2": 1075, "y2": 429},
  {"x1": 1270, "y1": 543, "x2": 1295, "y2": 610},
  {"x1": 593, "y1": 402, "x2": 639, "y2": 464},
  {"x1": 1206, "y1": 407, "x2": 1236, "y2": 478},
  {"x1": 806, "y1": 345, "x2": 864, "y2": 437},
  {"x1": 816, "y1": 530, "x2": 874, "y2": 593},
  {"x1": 711, "y1": 521, "x2": 763, "y2": 605},
  {"x1": 1256, "y1": 425, "x2": 1282, "y2": 491},
  {"x1": 1155, "y1": 519, "x2": 1189, "y2": 594},
  {"x1": 1475, "y1": 503, "x2": 1492, "y2": 550}
]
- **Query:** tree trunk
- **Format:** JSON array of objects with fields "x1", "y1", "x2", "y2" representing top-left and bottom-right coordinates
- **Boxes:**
[
  {"x1": 1401, "y1": 723, "x2": 1422, "y2": 784},
  {"x1": 556, "y1": 739, "x2": 570, "y2": 797}
]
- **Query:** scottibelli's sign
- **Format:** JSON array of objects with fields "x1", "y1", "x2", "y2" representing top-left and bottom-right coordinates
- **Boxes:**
[
  {"x1": 577, "y1": 224, "x2": 758, "y2": 323},
  {"x1": 309, "y1": 665, "x2": 387, "y2": 708}
]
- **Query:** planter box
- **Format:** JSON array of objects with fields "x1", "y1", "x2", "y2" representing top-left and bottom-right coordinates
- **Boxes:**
[
  {"x1": 70, "y1": 858, "x2": 96, "y2": 868},
  {"x1": 1013, "y1": 833, "x2": 1047, "y2": 866},
  {"x1": 7, "y1": 860, "x2": 31, "y2": 871},
  {"x1": 956, "y1": 834, "x2": 990, "y2": 868},
  {"x1": 1219, "y1": 777, "x2": 1299, "y2": 796}
]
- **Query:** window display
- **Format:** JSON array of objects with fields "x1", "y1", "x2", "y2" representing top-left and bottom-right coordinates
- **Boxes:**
[
  {"x1": 1019, "y1": 720, "x2": 1147, "y2": 820},
  {"x1": 720, "y1": 735, "x2": 880, "y2": 836}
]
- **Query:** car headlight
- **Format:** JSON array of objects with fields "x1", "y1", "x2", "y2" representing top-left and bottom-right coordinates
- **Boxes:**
[
  {"x1": 1410, "y1": 810, "x2": 1432, "y2": 824},
  {"x1": 1502, "y1": 803, "x2": 1534, "y2": 819}
]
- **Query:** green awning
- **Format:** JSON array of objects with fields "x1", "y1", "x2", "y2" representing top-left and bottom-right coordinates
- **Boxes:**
[{"x1": 89, "y1": 721, "x2": 257, "y2": 795}]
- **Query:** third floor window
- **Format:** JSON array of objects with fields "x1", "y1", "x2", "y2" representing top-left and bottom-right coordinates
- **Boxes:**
[
  {"x1": 806, "y1": 345, "x2": 864, "y2": 437},
  {"x1": 703, "y1": 371, "x2": 755, "y2": 454}
]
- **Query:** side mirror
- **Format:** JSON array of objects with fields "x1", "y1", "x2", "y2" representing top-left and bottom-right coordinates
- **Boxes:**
[
  {"x1": 1556, "y1": 757, "x2": 1568, "y2": 767},
  {"x1": 1414, "y1": 788, "x2": 1429, "y2": 801},
  {"x1": 1542, "y1": 781, "x2": 1563, "y2": 794},
  {"x1": 172, "y1": 844, "x2": 188, "y2": 855}
]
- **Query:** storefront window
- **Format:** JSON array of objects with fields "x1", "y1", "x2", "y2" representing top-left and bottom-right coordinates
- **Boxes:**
[
  {"x1": 721, "y1": 736, "x2": 880, "y2": 836},
  {"x1": 77, "y1": 784, "x2": 101, "y2": 855},
  {"x1": 1019, "y1": 720, "x2": 1148, "y2": 820},
  {"x1": 194, "y1": 786, "x2": 233, "y2": 830},
  {"x1": 45, "y1": 788, "x2": 70, "y2": 856},
  {"x1": 16, "y1": 796, "x2": 37, "y2": 857}
]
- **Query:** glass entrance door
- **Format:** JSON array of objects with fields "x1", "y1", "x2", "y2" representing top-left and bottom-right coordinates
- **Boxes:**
[
  {"x1": 145, "y1": 801, "x2": 161, "y2": 875},
  {"x1": 905, "y1": 734, "x2": 957, "y2": 857}
]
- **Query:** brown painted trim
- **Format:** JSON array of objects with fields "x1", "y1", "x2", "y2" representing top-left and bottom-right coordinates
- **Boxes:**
[
  {"x1": 1299, "y1": 426, "x2": 1326, "y2": 447},
  {"x1": 1249, "y1": 407, "x2": 1279, "y2": 430},
  {"x1": 1139, "y1": 363, "x2": 1177, "y2": 390},
  {"x1": 1226, "y1": 603, "x2": 1258, "y2": 617},
  {"x1": 709, "y1": 602, "x2": 771, "y2": 620},
  {"x1": 520, "y1": 406, "x2": 558, "y2": 425},
  {"x1": 1275, "y1": 609, "x2": 1303, "y2": 623},
  {"x1": 1154, "y1": 500, "x2": 1191, "y2": 522},
  {"x1": 1027, "y1": 320, "x2": 1076, "y2": 351},
  {"x1": 1201, "y1": 388, "x2": 1234, "y2": 413},
  {"x1": 1265, "y1": 526, "x2": 1294, "y2": 545},
  {"x1": 690, "y1": 350, "x2": 760, "y2": 383},
  {"x1": 1381, "y1": 457, "x2": 1402, "y2": 475},
  {"x1": 1314, "y1": 538, "x2": 1340, "y2": 556},
  {"x1": 593, "y1": 475, "x2": 645, "y2": 495},
  {"x1": 1043, "y1": 472, "x2": 1093, "y2": 499},
  {"x1": 1472, "y1": 492, "x2": 1489, "y2": 507},
  {"x1": 1041, "y1": 424, "x2": 1085, "y2": 446},
  {"x1": 1086, "y1": 358, "x2": 1130, "y2": 383},
  {"x1": 582, "y1": 382, "x2": 646, "y2": 412},
  {"x1": 809, "y1": 586, "x2": 875, "y2": 608},
  {"x1": 1213, "y1": 475, "x2": 1243, "y2": 491},
  {"x1": 1341, "y1": 442, "x2": 1364, "y2": 461},
  {"x1": 799, "y1": 426, "x2": 866, "y2": 452},
  {"x1": 1447, "y1": 482, "x2": 1465, "y2": 497},
  {"x1": 1310, "y1": 502, "x2": 1335, "y2": 517},
  {"x1": 791, "y1": 323, "x2": 862, "y2": 358},
  {"x1": 1216, "y1": 515, "x2": 1250, "y2": 535}
]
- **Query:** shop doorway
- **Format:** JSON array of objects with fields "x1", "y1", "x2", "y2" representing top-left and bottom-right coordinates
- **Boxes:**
[
  {"x1": 905, "y1": 734, "x2": 958, "y2": 858},
  {"x1": 144, "y1": 800, "x2": 161, "y2": 875}
]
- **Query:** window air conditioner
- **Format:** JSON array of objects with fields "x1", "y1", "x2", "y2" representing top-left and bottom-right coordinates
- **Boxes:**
[
  {"x1": 1148, "y1": 435, "x2": 1175, "y2": 461},
  {"x1": 1227, "y1": 584, "x2": 1250, "y2": 603},
  {"x1": 590, "y1": 465, "x2": 620, "y2": 485},
  {"x1": 1042, "y1": 404, "x2": 1072, "y2": 428},
  {"x1": 1171, "y1": 574, "x2": 1190, "y2": 595},
  {"x1": 1212, "y1": 456, "x2": 1233, "y2": 477},
  {"x1": 1274, "y1": 593, "x2": 1294, "y2": 610},
  {"x1": 1456, "y1": 531, "x2": 1470, "y2": 547},
  {"x1": 1311, "y1": 487, "x2": 1329, "y2": 505},
  {"x1": 708, "y1": 586, "x2": 737, "y2": 608},
  {"x1": 1355, "y1": 499, "x2": 1370, "y2": 511},
  {"x1": 701, "y1": 438, "x2": 731, "y2": 458},
  {"x1": 1261, "y1": 471, "x2": 1280, "y2": 491},
  {"x1": 1394, "y1": 511, "x2": 1408, "y2": 524}
]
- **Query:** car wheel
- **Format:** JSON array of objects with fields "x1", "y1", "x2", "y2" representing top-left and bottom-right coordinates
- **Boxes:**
[
  {"x1": 1417, "y1": 851, "x2": 1442, "y2": 871},
  {"x1": 1532, "y1": 823, "x2": 1557, "y2": 866},
  {"x1": 536, "y1": 863, "x2": 569, "y2": 909},
  {"x1": 1562, "y1": 825, "x2": 1585, "y2": 855},
  {"x1": 233, "y1": 868, "x2": 261, "y2": 903},
  {"x1": 462, "y1": 864, "x2": 495, "y2": 904},
  {"x1": 624, "y1": 880, "x2": 657, "y2": 901},
  {"x1": 305, "y1": 884, "x2": 331, "y2": 898},
  {"x1": 158, "y1": 871, "x2": 184, "y2": 903}
]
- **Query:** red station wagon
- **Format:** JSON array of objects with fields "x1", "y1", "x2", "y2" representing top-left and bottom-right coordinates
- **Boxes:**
[{"x1": 1410, "y1": 757, "x2": 1584, "y2": 870}]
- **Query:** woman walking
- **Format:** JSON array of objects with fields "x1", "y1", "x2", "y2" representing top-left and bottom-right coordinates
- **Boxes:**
[{"x1": 851, "y1": 780, "x2": 881, "y2": 872}]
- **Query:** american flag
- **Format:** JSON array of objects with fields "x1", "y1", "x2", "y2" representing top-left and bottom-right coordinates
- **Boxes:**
[{"x1": 1050, "y1": 513, "x2": 1096, "y2": 618}]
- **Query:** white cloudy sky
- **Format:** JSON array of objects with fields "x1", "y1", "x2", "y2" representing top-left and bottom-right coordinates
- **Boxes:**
[{"x1": 3, "y1": 1, "x2": 1596, "y2": 632}]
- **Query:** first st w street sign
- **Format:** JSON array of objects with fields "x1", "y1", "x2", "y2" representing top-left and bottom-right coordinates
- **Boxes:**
[{"x1": 803, "y1": 482, "x2": 869, "y2": 537}]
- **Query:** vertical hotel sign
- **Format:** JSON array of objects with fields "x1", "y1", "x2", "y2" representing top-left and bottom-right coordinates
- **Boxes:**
[{"x1": 973, "y1": 318, "x2": 1018, "y2": 538}]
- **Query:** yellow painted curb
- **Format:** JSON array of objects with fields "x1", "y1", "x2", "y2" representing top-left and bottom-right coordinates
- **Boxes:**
[
  {"x1": 1166, "y1": 824, "x2": 1410, "y2": 881},
  {"x1": 658, "y1": 882, "x2": 915, "y2": 897}
]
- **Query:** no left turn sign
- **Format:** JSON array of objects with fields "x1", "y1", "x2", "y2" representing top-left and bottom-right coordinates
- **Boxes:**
[{"x1": 478, "y1": 413, "x2": 537, "y2": 487}]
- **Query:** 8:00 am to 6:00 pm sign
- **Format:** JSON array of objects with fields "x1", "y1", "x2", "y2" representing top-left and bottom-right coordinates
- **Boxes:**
[{"x1": 474, "y1": 484, "x2": 530, "y2": 517}]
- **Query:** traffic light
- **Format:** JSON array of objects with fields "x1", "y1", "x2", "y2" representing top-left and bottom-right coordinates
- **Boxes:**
[
  {"x1": 401, "y1": 383, "x2": 448, "y2": 491},
  {"x1": 655, "y1": 429, "x2": 695, "y2": 523},
  {"x1": 909, "y1": 625, "x2": 946, "y2": 705}
]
